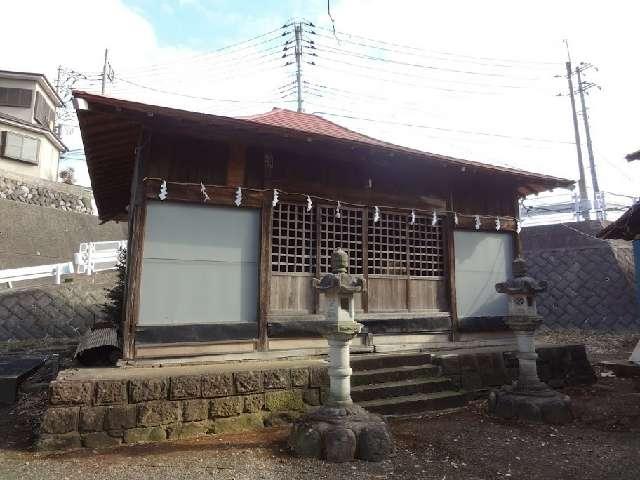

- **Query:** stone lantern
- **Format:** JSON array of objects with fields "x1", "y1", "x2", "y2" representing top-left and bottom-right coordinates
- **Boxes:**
[
  {"x1": 312, "y1": 248, "x2": 364, "y2": 406},
  {"x1": 288, "y1": 249, "x2": 393, "y2": 462},
  {"x1": 488, "y1": 257, "x2": 572, "y2": 424}
]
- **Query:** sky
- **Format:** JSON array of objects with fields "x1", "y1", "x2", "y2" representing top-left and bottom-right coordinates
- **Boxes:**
[{"x1": 2, "y1": 0, "x2": 638, "y2": 221}]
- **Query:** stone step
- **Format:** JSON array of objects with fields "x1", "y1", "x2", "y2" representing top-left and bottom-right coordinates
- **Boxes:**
[
  {"x1": 357, "y1": 390, "x2": 467, "y2": 415},
  {"x1": 350, "y1": 352, "x2": 432, "y2": 372},
  {"x1": 351, "y1": 364, "x2": 439, "y2": 387},
  {"x1": 351, "y1": 377, "x2": 452, "y2": 402}
]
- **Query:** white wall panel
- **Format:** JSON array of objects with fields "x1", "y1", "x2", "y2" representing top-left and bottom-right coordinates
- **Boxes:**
[
  {"x1": 454, "y1": 231, "x2": 513, "y2": 318},
  {"x1": 139, "y1": 203, "x2": 259, "y2": 326}
]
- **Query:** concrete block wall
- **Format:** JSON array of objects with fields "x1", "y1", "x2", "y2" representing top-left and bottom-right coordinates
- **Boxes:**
[{"x1": 37, "y1": 365, "x2": 328, "y2": 450}]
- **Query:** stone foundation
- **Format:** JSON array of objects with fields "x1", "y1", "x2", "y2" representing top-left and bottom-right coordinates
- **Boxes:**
[
  {"x1": 434, "y1": 344, "x2": 596, "y2": 394},
  {"x1": 37, "y1": 361, "x2": 328, "y2": 450}
]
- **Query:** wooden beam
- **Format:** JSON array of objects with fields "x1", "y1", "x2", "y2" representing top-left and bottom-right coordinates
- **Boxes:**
[
  {"x1": 258, "y1": 196, "x2": 273, "y2": 351},
  {"x1": 454, "y1": 215, "x2": 517, "y2": 232},
  {"x1": 143, "y1": 179, "x2": 264, "y2": 208},
  {"x1": 226, "y1": 143, "x2": 246, "y2": 186}
]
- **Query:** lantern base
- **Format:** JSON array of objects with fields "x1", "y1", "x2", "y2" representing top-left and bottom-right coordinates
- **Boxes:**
[
  {"x1": 288, "y1": 404, "x2": 393, "y2": 463},
  {"x1": 488, "y1": 384, "x2": 573, "y2": 425}
]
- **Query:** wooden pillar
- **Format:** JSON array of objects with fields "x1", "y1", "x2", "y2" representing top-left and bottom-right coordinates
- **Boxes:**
[
  {"x1": 444, "y1": 213, "x2": 459, "y2": 342},
  {"x1": 122, "y1": 131, "x2": 147, "y2": 360},
  {"x1": 258, "y1": 195, "x2": 272, "y2": 351}
]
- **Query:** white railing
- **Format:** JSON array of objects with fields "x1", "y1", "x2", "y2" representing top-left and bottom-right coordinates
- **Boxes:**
[
  {"x1": 74, "y1": 240, "x2": 127, "y2": 275},
  {"x1": 0, "y1": 262, "x2": 75, "y2": 288}
]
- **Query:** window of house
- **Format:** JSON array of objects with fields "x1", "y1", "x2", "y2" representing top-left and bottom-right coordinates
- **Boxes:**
[
  {"x1": 271, "y1": 202, "x2": 444, "y2": 277},
  {"x1": 34, "y1": 91, "x2": 55, "y2": 130},
  {"x1": 0, "y1": 131, "x2": 39, "y2": 164},
  {"x1": 0, "y1": 87, "x2": 33, "y2": 108}
]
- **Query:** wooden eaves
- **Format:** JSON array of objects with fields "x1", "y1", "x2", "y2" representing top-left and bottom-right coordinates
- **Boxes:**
[{"x1": 73, "y1": 91, "x2": 574, "y2": 223}]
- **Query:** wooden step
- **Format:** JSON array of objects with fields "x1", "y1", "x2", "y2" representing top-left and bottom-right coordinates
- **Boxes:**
[
  {"x1": 357, "y1": 390, "x2": 467, "y2": 415},
  {"x1": 350, "y1": 352, "x2": 432, "y2": 371},
  {"x1": 351, "y1": 377, "x2": 452, "y2": 402},
  {"x1": 351, "y1": 364, "x2": 438, "y2": 387}
]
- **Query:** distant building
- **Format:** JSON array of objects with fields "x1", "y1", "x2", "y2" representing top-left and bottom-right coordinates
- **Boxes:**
[{"x1": 0, "y1": 70, "x2": 66, "y2": 181}]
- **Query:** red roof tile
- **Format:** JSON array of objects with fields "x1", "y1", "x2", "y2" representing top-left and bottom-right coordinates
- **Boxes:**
[{"x1": 243, "y1": 108, "x2": 389, "y2": 147}]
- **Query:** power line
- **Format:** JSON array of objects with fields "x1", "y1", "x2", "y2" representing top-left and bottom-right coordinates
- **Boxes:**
[
  {"x1": 311, "y1": 42, "x2": 556, "y2": 82},
  {"x1": 311, "y1": 24, "x2": 563, "y2": 67},
  {"x1": 309, "y1": 30, "x2": 559, "y2": 72},
  {"x1": 312, "y1": 111, "x2": 575, "y2": 145},
  {"x1": 117, "y1": 26, "x2": 288, "y2": 74}
]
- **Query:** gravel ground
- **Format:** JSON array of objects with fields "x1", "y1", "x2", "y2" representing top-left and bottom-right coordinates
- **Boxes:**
[{"x1": 1, "y1": 331, "x2": 639, "y2": 480}]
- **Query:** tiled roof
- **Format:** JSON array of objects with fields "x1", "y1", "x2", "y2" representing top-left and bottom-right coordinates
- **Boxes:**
[{"x1": 243, "y1": 108, "x2": 389, "y2": 147}]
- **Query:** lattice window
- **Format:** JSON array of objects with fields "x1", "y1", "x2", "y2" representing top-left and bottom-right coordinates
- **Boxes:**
[
  {"x1": 271, "y1": 202, "x2": 315, "y2": 273},
  {"x1": 368, "y1": 211, "x2": 444, "y2": 277},
  {"x1": 408, "y1": 215, "x2": 445, "y2": 277},
  {"x1": 319, "y1": 205, "x2": 364, "y2": 274},
  {"x1": 368, "y1": 211, "x2": 407, "y2": 275}
]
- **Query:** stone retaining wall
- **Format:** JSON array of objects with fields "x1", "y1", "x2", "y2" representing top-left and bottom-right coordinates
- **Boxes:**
[
  {"x1": 434, "y1": 344, "x2": 596, "y2": 393},
  {"x1": 0, "y1": 274, "x2": 116, "y2": 341},
  {"x1": 37, "y1": 365, "x2": 329, "y2": 450},
  {"x1": 0, "y1": 169, "x2": 93, "y2": 214},
  {"x1": 521, "y1": 221, "x2": 640, "y2": 330}
]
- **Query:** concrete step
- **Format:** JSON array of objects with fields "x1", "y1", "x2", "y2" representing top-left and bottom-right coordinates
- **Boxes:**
[
  {"x1": 350, "y1": 352, "x2": 432, "y2": 372},
  {"x1": 358, "y1": 390, "x2": 467, "y2": 415},
  {"x1": 351, "y1": 364, "x2": 439, "y2": 387},
  {"x1": 351, "y1": 377, "x2": 452, "y2": 402}
]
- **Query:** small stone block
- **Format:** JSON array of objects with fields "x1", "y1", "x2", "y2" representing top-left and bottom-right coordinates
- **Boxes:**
[
  {"x1": 79, "y1": 406, "x2": 106, "y2": 432},
  {"x1": 439, "y1": 355, "x2": 461, "y2": 374},
  {"x1": 324, "y1": 427, "x2": 356, "y2": 463},
  {"x1": 303, "y1": 389, "x2": 321, "y2": 406},
  {"x1": 137, "y1": 401, "x2": 182, "y2": 427},
  {"x1": 263, "y1": 410, "x2": 301, "y2": 427},
  {"x1": 49, "y1": 381, "x2": 92, "y2": 405},
  {"x1": 459, "y1": 355, "x2": 479, "y2": 372},
  {"x1": 94, "y1": 381, "x2": 127, "y2": 405},
  {"x1": 244, "y1": 394, "x2": 265, "y2": 413},
  {"x1": 265, "y1": 390, "x2": 305, "y2": 412},
  {"x1": 105, "y1": 404, "x2": 137, "y2": 430},
  {"x1": 210, "y1": 396, "x2": 244, "y2": 418},
  {"x1": 41, "y1": 407, "x2": 79, "y2": 434},
  {"x1": 357, "y1": 424, "x2": 394, "y2": 462},
  {"x1": 167, "y1": 421, "x2": 212, "y2": 440},
  {"x1": 289, "y1": 424, "x2": 322, "y2": 458},
  {"x1": 214, "y1": 413, "x2": 264, "y2": 434},
  {"x1": 170, "y1": 376, "x2": 201, "y2": 400},
  {"x1": 263, "y1": 369, "x2": 290, "y2": 389},
  {"x1": 290, "y1": 368, "x2": 310, "y2": 387},
  {"x1": 128, "y1": 378, "x2": 168, "y2": 403},
  {"x1": 124, "y1": 426, "x2": 167, "y2": 444},
  {"x1": 183, "y1": 399, "x2": 209, "y2": 422},
  {"x1": 37, "y1": 432, "x2": 82, "y2": 451},
  {"x1": 234, "y1": 371, "x2": 263, "y2": 393},
  {"x1": 309, "y1": 368, "x2": 329, "y2": 387},
  {"x1": 82, "y1": 431, "x2": 122, "y2": 449},
  {"x1": 201, "y1": 373, "x2": 235, "y2": 398}
]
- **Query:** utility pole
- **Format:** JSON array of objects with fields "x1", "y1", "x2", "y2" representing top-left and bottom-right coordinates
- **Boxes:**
[
  {"x1": 575, "y1": 64, "x2": 601, "y2": 219},
  {"x1": 294, "y1": 23, "x2": 303, "y2": 112},
  {"x1": 101, "y1": 48, "x2": 109, "y2": 95},
  {"x1": 564, "y1": 54, "x2": 590, "y2": 220}
]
